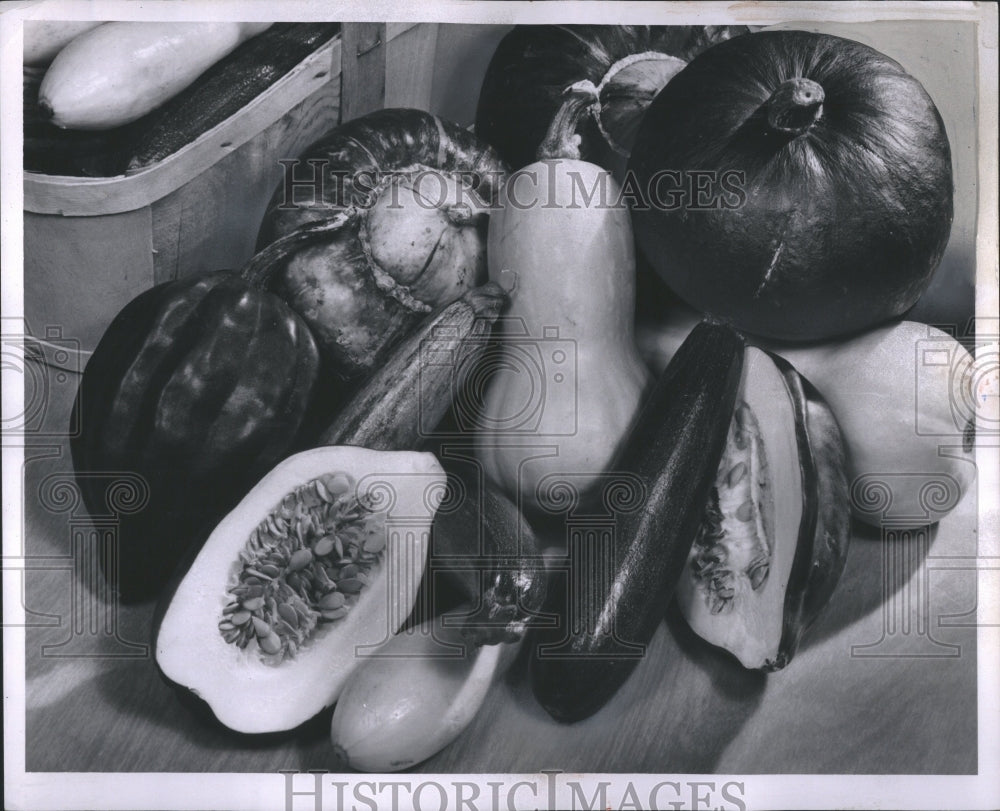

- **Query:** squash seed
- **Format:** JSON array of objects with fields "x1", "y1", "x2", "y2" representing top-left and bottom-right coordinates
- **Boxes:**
[
  {"x1": 727, "y1": 461, "x2": 747, "y2": 487},
  {"x1": 313, "y1": 537, "x2": 335, "y2": 557},
  {"x1": 259, "y1": 632, "x2": 282, "y2": 655},
  {"x1": 747, "y1": 557, "x2": 770, "y2": 591},
  {"x1": 277, "y1": 603, "x2": 299, "y2": 627},
  {"x1": 321, "y1": 472, "x2": 352, "y2": 496},
  {"x1": 363, "y1": 532, "x2": 386, "y2": 553},
  {"x1": 315, "y1": 479, "x2": 334, "y2": 503},
  {"x1": 319, "y1": 591, "x2": 346, "y2": 610},
  {"x1": 735, "y1": 500, "x2": 754, "y2": 522},
  {"x1": 220, "y1": 471, "x2": 386, "y2": 662},
  {"x1": 230, "y1": 610, "x2": 251, "y2": 625},
  {"x1": 338, "y1": 577, "x2": 364, "y2": 594},
  {"x1": 287, "y1": 548, "x2": 313, "y2": 572}
]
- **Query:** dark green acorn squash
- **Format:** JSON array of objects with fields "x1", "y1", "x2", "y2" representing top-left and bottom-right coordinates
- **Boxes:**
[{"x1": 71, "y1": 271, "x2": 320, "y2": 602}]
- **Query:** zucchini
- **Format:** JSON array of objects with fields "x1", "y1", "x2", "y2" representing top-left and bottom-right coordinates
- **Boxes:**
[
  {"x1": 317, "y1": 282, "x2": 508, "y2": 450},
  {"x1": 530, "y1": 321, "x2": 744, "y2": 722},
  {"x1": 429, "y1": 472, "x2": 547, "y2": 645},
  {"x1": 124, "y1": 23, "x2": 341, "y2": 172},
  {"x1": 39, "y1": 22, "x2": 273, "y2": 130}
]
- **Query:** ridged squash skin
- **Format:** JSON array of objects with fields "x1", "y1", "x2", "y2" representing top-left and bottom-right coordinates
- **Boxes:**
[
  {"x1": 154, "y1": 447, "x2": 445, "y2": 735},
  {"x1": 530, "y1": 322, "x2": 744, "y2": 722},
  {"x1": 71, "y1": 271, "x2": 319, "y2": 602},
  {"x1": 475, "y1": 157, "x2": 650, "y2": 513},
  {"x1": 636, "y1": 313, "x2": 977, "y2": 527},
  {"x1": 39, "y1": 22, "x2": 272, "y2": 129}
]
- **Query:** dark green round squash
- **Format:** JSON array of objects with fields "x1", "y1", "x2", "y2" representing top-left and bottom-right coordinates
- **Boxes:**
[
  {"x1": 628, "y1": 30, "x2": 954, "y2": 341},
  {"x1": 71, "y1": 271, "x2": 320, "y2": 602}
]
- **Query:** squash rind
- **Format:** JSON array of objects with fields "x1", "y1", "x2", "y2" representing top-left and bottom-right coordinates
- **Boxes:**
[{"x1": 154, "y1": 446, "x2": 445, "y2": 734}]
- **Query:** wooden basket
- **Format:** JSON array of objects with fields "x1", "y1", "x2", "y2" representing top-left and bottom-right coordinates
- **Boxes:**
[{"x1": 23, "y1": 22, "x2": 507, "y2": 371}]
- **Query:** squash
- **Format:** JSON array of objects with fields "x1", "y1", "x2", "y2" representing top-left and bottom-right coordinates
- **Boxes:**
[
  {"x1": 330, "y1": 608, "x2": 521, "y2": 771},
  {"x1": 319, "y1": 283, "x2": 508, "y2": 450},
  {"x1": 428, "y1": 471, "x2": 547, "y2": 645},
  {"x1": 23, "y1": 21, "x2": 102, "y2": 66},
  {"x1": 474, "y1": 82, "x2": 650, "y2": 513},
  {"x1": 154, "y1": 446, "x2": 446, "y2": 734},
  {"x1": 23, "y1": 64, "x2": 125, "y2": 177},
  {"x1": 676, "y1": 347, "x2": 850, "y2": 671},
  {"x1": 38, "y1": 22, "x2": 273, "y2": 129},
  {"x1": 254, "y1": 109, "x2": 507, "y2": 382},
  {"x1": 475, "y1": 24, "x2": 752, "y2": 173},
  {"x1": 71, "y1": 269, "x2": 320, "y2": 603},
  {"x1": 627, "y1": 30, "x2": 954, "y2": 341},
  {"x1": 530, "y1": 322, "x2": 744, "y2": 722},
  {"x1": 636, "y1": 311, "x2": 978, "y2": 528},
  {"x1": 123, "y1": 23, "x2": 341, "y2": 173}
]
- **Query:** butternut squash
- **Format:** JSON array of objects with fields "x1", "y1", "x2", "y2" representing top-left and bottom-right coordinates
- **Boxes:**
[
  {"x1": 38, "y1": 21, "x2": 272, "y2": 129},
  {"x1": 475, "y1": 81, "x2": 650, "y2": 513}
]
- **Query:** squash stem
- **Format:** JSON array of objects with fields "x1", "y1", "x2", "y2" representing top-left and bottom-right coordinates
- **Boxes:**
[
  {"x1": 536, "y1": 80, "x2": 600, "y2": 161},
  {"x1": 766, "y1": 78, "x2": 825, "y2": 136},
  {"x1": 240, "y1": 208, "x2": 357, "y2": 288}
]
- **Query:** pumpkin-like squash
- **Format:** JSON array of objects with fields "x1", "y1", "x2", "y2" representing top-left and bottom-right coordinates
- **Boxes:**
[
  {"x1": 475, "y1": 24, "x2": 751, "y2": 172},
  {"x1": 71, "y1": 271, "x2": 320, "y2": 602},
  {"x1": 255, "y1": 109, "x2": 507, "y2": 381},
  {"x1": 628, "y1": 30, "x2": 954, "y2": 341}
]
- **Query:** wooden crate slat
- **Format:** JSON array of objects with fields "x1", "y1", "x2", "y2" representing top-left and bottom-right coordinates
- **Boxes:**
[{"x1": 341, "y1": 22, "x2": 387, "y2": 122}]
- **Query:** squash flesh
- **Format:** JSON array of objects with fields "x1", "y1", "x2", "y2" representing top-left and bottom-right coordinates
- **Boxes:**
[
  {"x1": 155, "y1": 446, "x2": 445, "y2": 734},
  {"x1": 676, "y1": 348, "x2": 803, "y2": 670}
]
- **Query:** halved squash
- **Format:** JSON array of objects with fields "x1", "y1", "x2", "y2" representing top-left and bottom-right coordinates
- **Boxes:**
[
  {"x1": 154, "y1": 446, "x2": 445, "y2": 734},
  {"x1": 676, "y1": 347, "x2": 850, "y2": 670}
]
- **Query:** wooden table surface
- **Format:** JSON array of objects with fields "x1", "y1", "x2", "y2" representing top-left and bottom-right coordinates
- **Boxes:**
[{"x1": 20, "y1": 360, "x2": 979, "y2": 776}]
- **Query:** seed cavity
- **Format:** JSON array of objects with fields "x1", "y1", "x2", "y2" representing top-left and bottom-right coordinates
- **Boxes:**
[
  {"x1": 219, "y1": 471, "x2": 388, "y2": 663},
  {"x1": 689, "y1": 399, "x2": 774, "y2": 612}
]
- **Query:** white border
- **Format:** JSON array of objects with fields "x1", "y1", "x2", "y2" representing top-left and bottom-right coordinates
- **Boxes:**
[{"x1": 3, "y1": 2, "x2": 998, "y2": 810}]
